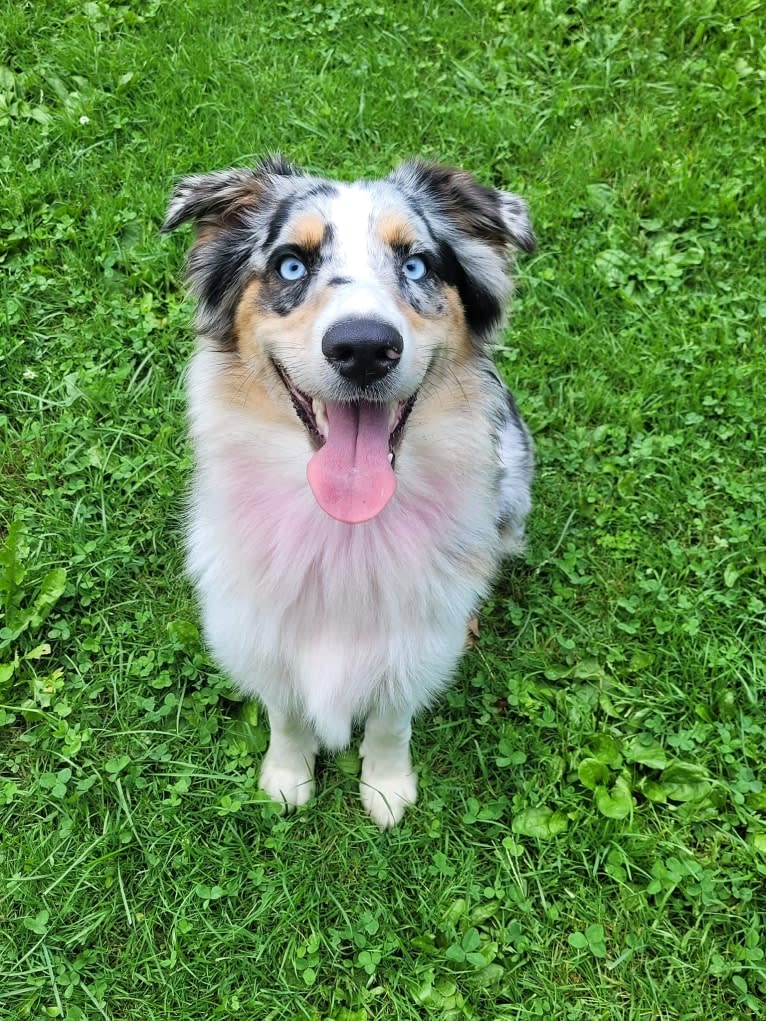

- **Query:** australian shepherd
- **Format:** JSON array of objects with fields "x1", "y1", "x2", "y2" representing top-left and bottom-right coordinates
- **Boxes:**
[{"x1": 163, "y1": 157, "x2": 535, "y2": 828}]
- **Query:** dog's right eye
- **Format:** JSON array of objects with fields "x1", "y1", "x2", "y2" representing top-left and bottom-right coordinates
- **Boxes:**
[{"x1": 278, "y1": 255, "x2": 308, "y2": 281}]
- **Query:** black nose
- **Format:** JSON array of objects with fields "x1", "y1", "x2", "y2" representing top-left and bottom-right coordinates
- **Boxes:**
[{"x1": 322, "y1": 318, "x2": 403, "y2": 388}]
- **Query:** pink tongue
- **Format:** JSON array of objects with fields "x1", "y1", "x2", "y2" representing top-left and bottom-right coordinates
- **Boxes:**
[{"x1": 307, "y1": 402, "x2": 396, "y2": 524}]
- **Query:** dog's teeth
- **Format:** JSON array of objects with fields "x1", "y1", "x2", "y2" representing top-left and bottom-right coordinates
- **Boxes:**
[
  {"x1": 388, "y1": 452, "x2": 394, "y2": 464},
  {"x1": 313, "y1": 399, "x2": 329, "y2": 438},
  {"x1": 388, "y1": 403, "x2": 400, "y2": 431}
]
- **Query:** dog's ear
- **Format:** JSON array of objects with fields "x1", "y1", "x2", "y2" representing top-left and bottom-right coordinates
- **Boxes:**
[
  {"x1": 392, "y1": 161, "x2": 535, "y2": 254},
  {"x1": 391, "y1": 161, "x2": 534, "y2": 343},
  {"x1": 162, "y1": 156, "x2": 304, "y2": 347},
  {"x1": 162, "y1": 155, "x2": 303, "y2": 233}
]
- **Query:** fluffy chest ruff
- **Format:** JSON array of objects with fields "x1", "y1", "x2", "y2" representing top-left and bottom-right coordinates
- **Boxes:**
[
  {"x1": 186, "y1": 350, "x2": 513, "y2": 749},
  {"x1": 165, "y1": 156, "x2": 535, "y2": 826}
]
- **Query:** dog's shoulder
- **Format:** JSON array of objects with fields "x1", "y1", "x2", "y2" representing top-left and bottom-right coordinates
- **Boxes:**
[{"x1": 479, "y1": 362, "x2": 534, "y2": 554}]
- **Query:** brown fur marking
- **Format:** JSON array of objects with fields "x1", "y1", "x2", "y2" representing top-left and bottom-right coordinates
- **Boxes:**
[
  {"x1": 287, "y1": 213, "x2": 327, "y2": 251},
  {"x1": 395, "y1": 284, "x2": 472, "y2": 369},
  {"x1": 233, "y1": 276, "x2": 331, "y2": 389},
  {"x1": 377, "y1": 212, "x2": 417, "y2": 249}
]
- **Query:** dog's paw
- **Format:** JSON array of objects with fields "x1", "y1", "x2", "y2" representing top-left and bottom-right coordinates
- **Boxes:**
[
  {"x1": 259, "y1": 753, "x2": 315, "y2": 809},
  {"x1": 360, "y1": 765, "x2": 417, "y2": 830}
]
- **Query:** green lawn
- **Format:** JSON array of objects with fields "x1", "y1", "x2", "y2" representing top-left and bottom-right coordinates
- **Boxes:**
[{"x1": 2, "y1": 0, "x2": 765, "y2": 1018}]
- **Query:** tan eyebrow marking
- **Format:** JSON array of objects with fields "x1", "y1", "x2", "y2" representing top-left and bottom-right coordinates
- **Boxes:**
[
  {"x1": 377, "y1": 211, "x2": 417, "y2": 248},
  {"x1": 286, "y1": 212, "x2": 326, "y2": 250}
]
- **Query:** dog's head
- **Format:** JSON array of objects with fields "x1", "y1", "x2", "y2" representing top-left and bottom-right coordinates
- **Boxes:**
[{"x1": 164, "y1": 156, "x2": 534, "y2": 523}]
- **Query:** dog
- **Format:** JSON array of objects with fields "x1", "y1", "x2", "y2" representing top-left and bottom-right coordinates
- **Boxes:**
[{"x1": 163, "y1": 156, "x2": 535, "y2": 828}]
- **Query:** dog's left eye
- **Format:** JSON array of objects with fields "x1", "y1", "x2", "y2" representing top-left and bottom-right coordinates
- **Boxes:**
[
  {"x1": 401, "y1": 255, "x2": 428, "y2": 282},
  {"x1": 278, "y1": 255, "x2": 308, "y2": 281}
]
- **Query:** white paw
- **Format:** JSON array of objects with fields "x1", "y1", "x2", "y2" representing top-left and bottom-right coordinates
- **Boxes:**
[
  {"x1": 259, "y1": 752, "x2": 315, "y2": 809},
  {"x1": 360, "y1": 766, "x2": 417, "y2": 829}
]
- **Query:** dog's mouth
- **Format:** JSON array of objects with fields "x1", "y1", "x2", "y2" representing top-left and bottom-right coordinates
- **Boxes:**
[{"x1": 273, "y1": 361, "x2": 417, "y2": 525}]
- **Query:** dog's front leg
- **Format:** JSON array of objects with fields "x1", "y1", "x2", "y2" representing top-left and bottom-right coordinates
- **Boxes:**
[
  {"x1": 259, "y1": 706, "x2": 318, "y2": 809},
  {"x1": 359, "y1": 709, "x2": 417, "y2": 829}
]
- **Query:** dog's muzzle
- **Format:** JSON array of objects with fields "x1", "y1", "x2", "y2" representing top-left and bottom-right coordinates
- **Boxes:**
[{"x1": 321, "y1": 317, "x2": 403, "y2": 388}]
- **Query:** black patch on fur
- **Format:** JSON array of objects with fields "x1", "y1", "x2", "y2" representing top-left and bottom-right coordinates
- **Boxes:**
[
  {"x1": 183, "y1": 226, "x2": 257, "y2": 348},
  {"x1": 483, "y1": 366, "x2": 532, "y2": 455},
  {"x1": 401, "y1": 161, "x2": 533, "y2": 252},
  {"x1": 504, "y1": 388, "x2": 525, "y2": 433},
  {"x1": 264, "y1": 194, "x2": 298, "y2": 248},
  {"x1": 320, "y1": 221, "x2": 334, "y2": 248},
  {"x1": 304, "y1": 181, "x2": 339, "y2": 200},
  {"x1": 432, "y1": 240, "x2": 502, "y2": 337},
  {"x1": 503, "y1": 388, "x2": 532, "y2": 459},
  {"x1": 257, "y1": 154, "x2": 303, "y2": 178},
  {"x1": 197, "y1": 235, "x2": 253, "y2": 312}
]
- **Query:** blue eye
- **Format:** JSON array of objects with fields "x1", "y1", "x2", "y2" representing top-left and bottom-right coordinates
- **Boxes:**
[
  {"x1": 278, "y1": 255, "x2": 307, "y2": 281},
  {"x1": 402, "y1": 255, "x2": 428, "y2": 281}
]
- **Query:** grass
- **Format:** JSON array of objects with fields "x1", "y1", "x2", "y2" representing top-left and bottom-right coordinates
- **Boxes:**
[{"x1": 1, "y1": 0, "x2": 765, "y2": 1017}]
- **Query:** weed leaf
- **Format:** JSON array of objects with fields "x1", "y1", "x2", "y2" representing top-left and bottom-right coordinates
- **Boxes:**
[
  {"x1": 512, "y1": 806, "x2": 569, "y2": 839},
  {"x1": 578, "y1": 757, "x2": 612, "y2": 790},
  {"x1": 624, "y1": 735, "x2": 669, "y2": 770},
  {"x1": 595, "y1": 776, "x2": 633, "y2": 819}
]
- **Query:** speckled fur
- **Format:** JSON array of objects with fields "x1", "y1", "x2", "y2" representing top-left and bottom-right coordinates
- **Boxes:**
[{"x1": 164, "y1": 157, "x2": 535, "y2": 827}]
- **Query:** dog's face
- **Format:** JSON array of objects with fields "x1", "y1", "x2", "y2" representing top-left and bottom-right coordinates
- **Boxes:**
[{"x1": 164, "y1": 157, "x2": 533, "y2": 523}]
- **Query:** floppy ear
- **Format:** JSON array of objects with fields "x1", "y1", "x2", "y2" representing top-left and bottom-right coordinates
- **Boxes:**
[
  {"x1": 390, "y1": 161, "x2": 534, "y2": 343},
  {"x1": 162, "y1": 168, "x2": 261, "y2": 233},
  {"x1": 392, "y1": 161, "x2": 535, "y2": 254},
  {"x1": 162, "y1": 155, "x2": 305, "y2": 348},
  {"x1": 162, "y1": 155, "x2": 302, "y2": 233}
]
